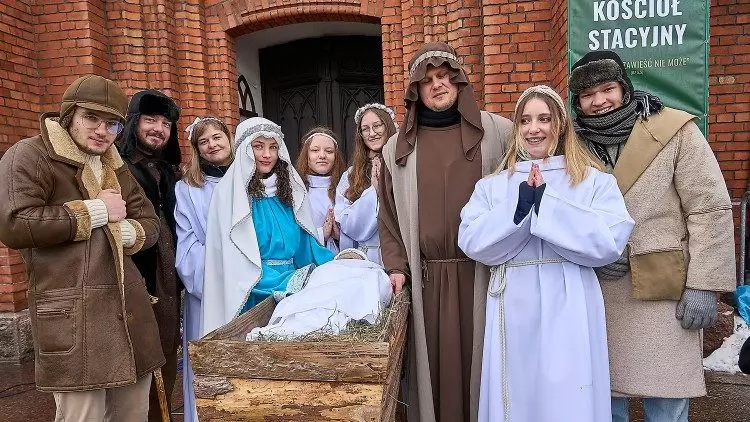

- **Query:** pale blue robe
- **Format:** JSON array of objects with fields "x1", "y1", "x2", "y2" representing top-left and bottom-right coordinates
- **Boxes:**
[
  {"x1": 306, "y1": 174, "x2": 339, "y2": 254},
  {"x1": 334, "y1": 167, "x2": 381, "y2": 265},
  {"x1": 174, "y1": 176, "x2": 221, "y2": 422},
  {"x1": 458, "y1": 156, "x2": 634, "y2": 422}
]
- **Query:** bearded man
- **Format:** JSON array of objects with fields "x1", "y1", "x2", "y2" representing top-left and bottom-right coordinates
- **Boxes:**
[{"x1": 117, "y1": 89, "x2": 182, "y2": 421}]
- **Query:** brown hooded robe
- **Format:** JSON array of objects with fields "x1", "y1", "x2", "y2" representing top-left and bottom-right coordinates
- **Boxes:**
[{"x1": 379, "y1": 42, "x2": 511, "y2": 422}]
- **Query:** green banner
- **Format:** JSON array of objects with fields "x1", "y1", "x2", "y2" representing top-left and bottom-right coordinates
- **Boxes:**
[{"x1": 568, "y1": 0, "x2": 709, "y2": 134}]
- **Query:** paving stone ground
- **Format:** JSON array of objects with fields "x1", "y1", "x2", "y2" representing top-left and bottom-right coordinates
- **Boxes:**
[
  {"x1": 0, "y1": 359, "x2": 184, "y2": 422},
  {"x1": 1, "y1": 360, "x2": 749, "y2": 421}
]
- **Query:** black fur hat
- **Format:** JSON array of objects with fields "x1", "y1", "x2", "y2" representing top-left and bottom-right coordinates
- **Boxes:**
[
  {"x1": 117, "y1": 89, "x2": 181, "y2": 165},
  {"x1": 569, "y1": 51, "x2": 634, "y2": 105}
]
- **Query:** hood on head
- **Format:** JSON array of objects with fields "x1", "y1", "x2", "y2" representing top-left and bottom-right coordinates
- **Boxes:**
[
  {"x1": 395, "y1": 42, "x2": 483, "y2": 166},
  {"x1": 233, "y1": 117, "x2": 294, "y2": 178}
]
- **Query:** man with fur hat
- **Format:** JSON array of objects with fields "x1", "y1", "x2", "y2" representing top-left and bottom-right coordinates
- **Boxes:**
[
  {"x1": 569, "y1": 50, "x2": 735, "y2": 421},
  {"x1": 378, "y1": 42, "x2": 512, "y2": 422},
  {"x1": 117, "y1": 89, "x2": 182, "y2": 421},
  {"x1": 0, "y1": 75, "x2": 164, "y2": 420}
]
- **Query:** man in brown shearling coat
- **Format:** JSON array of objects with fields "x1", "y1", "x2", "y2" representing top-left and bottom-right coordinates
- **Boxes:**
[{"x1": 0, "y1": 75, "x2": 164, "y2": 421}]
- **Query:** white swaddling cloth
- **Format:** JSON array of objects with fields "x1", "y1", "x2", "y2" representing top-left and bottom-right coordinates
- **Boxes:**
[{"x1": 247, "y1": 250, "x2": 393, "y2": 340}]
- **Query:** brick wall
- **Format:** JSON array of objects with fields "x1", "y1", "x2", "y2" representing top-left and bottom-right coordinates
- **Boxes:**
[
  {"x1": 0, "y1": 0, "x2": 747, "y2": 312},
  {"x1": 0, "y1": 0, "x2": 38, "y2": 154},
  {"x1": 708, "y1": 0, "x2": 750, "y2": 200},
  {"x1": 0, "y1": 1, "x2": 35, "y2": 312}
]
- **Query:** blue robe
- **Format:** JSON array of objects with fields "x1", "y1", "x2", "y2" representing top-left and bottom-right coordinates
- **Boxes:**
[{"x1": 241, "y1": 195, "x2": 334, "y2": 313}]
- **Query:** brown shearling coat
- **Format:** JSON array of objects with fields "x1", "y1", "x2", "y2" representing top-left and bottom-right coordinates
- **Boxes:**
[{"x1": 0, "y1": 114, "x2": 165, "y2": 391}]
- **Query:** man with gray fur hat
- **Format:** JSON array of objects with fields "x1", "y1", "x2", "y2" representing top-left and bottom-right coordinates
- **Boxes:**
[
  {"x1": 0, "y1": 75, "x2": 164, "y2": 421},
  {"x1": 570, "y1": 50, "x2": 736, "y2": 421}
]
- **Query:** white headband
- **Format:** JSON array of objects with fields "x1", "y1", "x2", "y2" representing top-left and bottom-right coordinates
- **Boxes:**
[
  {"x1": 185, "y1": 117, "x2": 224, "y2": 142},
  {"x1": 354, "y1": 103, "x2": 397, "y2": 128},
  {"x1": 515, "y1": 85, "x2": 568, "y2": 121},
  {"x1": 303, "y1": 132, "x2": 338, "y2": 146},
  {"x1": 409, "y1": 50, "x2": 459, "y2": 76}
]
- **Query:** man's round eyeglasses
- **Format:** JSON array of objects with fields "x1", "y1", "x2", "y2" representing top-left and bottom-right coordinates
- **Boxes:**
[{"x1": 80, "y1": 113, "x2": 124, "y2": 135}]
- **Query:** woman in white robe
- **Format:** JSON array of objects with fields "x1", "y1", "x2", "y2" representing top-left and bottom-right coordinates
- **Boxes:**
[
  {"x1": 174, "y1": 117, "x2": 234, "y2": 422},
  {"x1": 458, "y1": 86, "x2": 634, "y2": 422},
  {"x1": 334, "y1": 103, "x2": 398, "y2": 265},
  {"x1": 295, "y1": 127, "x2": 347, "y2": 253}
]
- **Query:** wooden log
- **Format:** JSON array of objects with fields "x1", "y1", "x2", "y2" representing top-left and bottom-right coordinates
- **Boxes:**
[
  {"x1": 202, "y1": 297, "x2": 277, "y2": 341},
  {"x1": 196, "y1": 378, "x2": 383, "y2": 421},
  {"x1": 380, "y1": 289, "x2": 410, "y2": 422},
  {"x1": 190, "y1": 340, "x2": 390, "y2": 383}
]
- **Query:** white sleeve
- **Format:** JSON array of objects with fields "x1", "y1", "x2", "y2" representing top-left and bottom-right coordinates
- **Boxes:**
[
  {"x1": 119, "y1": 220, "x2": 136, "y2": 247},
  {"x1": 174, "y1": 183, "x2": 207, "y2": 300},
  {"x1": 82, "y1": 199, "x2": 109, "y2": 229},
  {"x1": 334, "y1": 170, "x2": 378, "y2": 242},
  {"x1": 458, "y1": 177, "x2": 533, "y2": 266},
  {"x1": 530, "y1": 173, "x2": 634, "y2": 268}
]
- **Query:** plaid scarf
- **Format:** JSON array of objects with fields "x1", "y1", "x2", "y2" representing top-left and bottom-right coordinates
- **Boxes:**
[{"x1": 574, "y1": 91, "x2": 663, "y2": 166}]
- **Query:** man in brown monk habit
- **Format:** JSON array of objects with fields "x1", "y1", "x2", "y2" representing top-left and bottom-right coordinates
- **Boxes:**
[{"x1": 379, "y1": 42, "x2": 512, "y2": 422}]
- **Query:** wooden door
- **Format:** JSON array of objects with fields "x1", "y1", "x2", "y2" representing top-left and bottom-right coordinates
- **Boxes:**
[{"x1": 260, "y1": 36, "x2": 384, "y2": 162}]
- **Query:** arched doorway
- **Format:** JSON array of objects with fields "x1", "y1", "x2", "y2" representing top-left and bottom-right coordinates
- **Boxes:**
[{"x1": 260, "y1": 36, "x2": 383, "y2": 160}]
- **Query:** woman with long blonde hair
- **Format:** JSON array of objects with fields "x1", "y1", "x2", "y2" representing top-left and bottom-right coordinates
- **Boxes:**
[
  {"x1": 334, "y1": 103, "x2": 398, "y2": 265},
  {"x1": 174, "y1": 116, "x2": 234, "y2": 422},
  {"x1": 458, "y1": 85, "x2": 634, "y2": 422},
  {"x1": 295, "y1": 126, "x2": 347, "y2": 252}
]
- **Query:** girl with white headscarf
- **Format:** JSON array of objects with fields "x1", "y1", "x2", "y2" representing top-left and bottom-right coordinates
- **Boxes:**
[
  {"x1": 200, "y1": 117, "x2": 334, "y2": 336},
  {"x1": 458, "y1": 86, "x2": 633, "y2": 422}
]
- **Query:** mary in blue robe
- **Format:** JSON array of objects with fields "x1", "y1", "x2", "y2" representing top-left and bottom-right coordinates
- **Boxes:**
[
  {"x1": 201, "y1": 117, "x2": 334, "y2": 336},
  {"x1": 241, "y1": 172, "x2": 334, "y2": 312}
]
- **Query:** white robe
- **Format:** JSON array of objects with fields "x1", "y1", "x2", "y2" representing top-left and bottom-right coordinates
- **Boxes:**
[
  {"x1": 458, "y1": 156, "x2": 634, "y2": 422},
  {"x1": 247, "y1": 258, "x2": 392, "y2": 340},
  {"x1": 307, "y1": 174, "x2": 339, "y2": 254},
  {"x1": 174, "y1": 175, "x2": 221, "y2": 422},
  {"x1": 334, "y1": 167, "x2": 382, "y2": 266}
]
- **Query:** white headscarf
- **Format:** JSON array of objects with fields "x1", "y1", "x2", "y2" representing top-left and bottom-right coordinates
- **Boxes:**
[{"x1": 200, "y1": 117, "x2": 318, "y2": 336}]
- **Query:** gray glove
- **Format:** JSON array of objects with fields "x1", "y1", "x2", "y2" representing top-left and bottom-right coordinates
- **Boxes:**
[
  {"x1": 595, "y1": 249, "x2": 630, "y2": 281},
  {"x1": 675, "y1": 288, "x2": 718, "y2": 330}
]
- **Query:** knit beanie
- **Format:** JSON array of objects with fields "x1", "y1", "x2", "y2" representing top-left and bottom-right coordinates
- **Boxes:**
[{"x1": 569, "y1": 51, "x2": 634, "y2": 107}]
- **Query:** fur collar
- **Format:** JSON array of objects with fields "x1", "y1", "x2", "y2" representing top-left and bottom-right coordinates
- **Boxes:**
[{"x1": 40, "y1": 112, "x2": 124, "y2": 170}]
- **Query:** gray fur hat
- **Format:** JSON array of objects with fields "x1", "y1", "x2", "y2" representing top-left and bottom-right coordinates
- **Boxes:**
[{"x1": 569, "y1": 51, "x2": 634, "y2": 104}]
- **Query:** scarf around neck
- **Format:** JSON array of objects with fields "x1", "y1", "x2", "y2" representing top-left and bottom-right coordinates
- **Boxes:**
[
  {"x1": 574, "y1": 90, "x2": 663, "y2": 166},
  {"x1": 417, "y1": 101, "x2": 461, "y2": 128},
  {"x1": 199, "y1": 158, "x2": 229, "y2": 178}
]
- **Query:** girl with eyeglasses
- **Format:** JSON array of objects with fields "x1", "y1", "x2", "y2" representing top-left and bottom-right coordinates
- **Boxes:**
[{"x1": 334, "y1": 103, "x2": 398, "y2": 266}]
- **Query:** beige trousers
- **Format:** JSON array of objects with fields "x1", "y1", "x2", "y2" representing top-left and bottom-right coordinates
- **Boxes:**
[{"x1": 53, "y1": 373, "x2": 152, "y2": 422}]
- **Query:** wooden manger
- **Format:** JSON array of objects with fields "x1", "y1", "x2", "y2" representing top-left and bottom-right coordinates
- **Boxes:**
[{"x1": 189, "y1": 288, "x2": 410, "y2": 421}]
